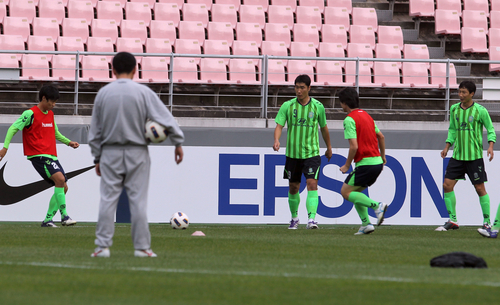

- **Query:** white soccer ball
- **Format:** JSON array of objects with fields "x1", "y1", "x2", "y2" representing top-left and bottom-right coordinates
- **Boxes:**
[
  {"x1": 170, "y1": 211, "x2": 189, "y2": 229},
  {"x1": 145, "y1": 120, "x2": 169, "y2": 143}
]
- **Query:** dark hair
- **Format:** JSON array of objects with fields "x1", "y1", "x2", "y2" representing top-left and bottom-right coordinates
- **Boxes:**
[
  {"x1": 459, "y1": 80, "x2": 476, "y2": 95},
  {"x1": 112, "y1": 52, "x2": 136, "y2": 74},
  {"x1": 294, "y1": 74, "x2": 311, "y2": 87},
  {"x1": 338, "y1": 88, "x2": 359, "y2": 109},
  {"x1": 39, "y1": 85, "x2": 60, "y2": 102}
]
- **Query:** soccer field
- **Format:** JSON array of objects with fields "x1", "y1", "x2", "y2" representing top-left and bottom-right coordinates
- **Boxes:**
[{"x1": 0, "y1": 223, "x2": 499, "y2": 305}]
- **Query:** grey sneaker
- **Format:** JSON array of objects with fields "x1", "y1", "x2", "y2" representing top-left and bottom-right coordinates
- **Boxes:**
[
  {"x1": 306, "y1": 220, "x2": 318, "y2": 229},
  {"x1": 288, "y1": 219, "x2": 300, "y2": 230},
  {"x1": 41, "y1": 220, "x2": 58, "y2": 228},
  {"x1": 435, "y1": 220, "x2": 459, "y2": 231},
  {"x1": 134, "y1": 249, "x2": 157, "y2": 257},
  {"x1": 354, "y1": 224, "x2": 375, "y2": 235},
  {"x1": 61, "y1": 215, "x2": 76, "y2": 226},
  {"x1": 375, "y1": 202, "x2": 388, "y2": 226},
  {"x1": 91, "y1": 247, "x2": 110, "y2": 258}
]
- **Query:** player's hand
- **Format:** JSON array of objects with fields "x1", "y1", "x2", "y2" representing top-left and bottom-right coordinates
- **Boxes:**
[
  {"x1": 0, "y1": 147, "x2": 7, "y2": 161},
  {"x1": 382, "y1": 156, "x2": 387, "y2": 165},
  {"x1": 487, "y1": 148, "x2": 494, "y2": 162},
  {"x1": 339, "y1": 164, "x2": 349, "y2": 174},
  {"x1": 69, "y1": 141, "x2": 79, "y2": 149},
  {"x1": 440, "y1": 148, "x2": 448, "y2": 158},
  {"x1": 325, "y1": 148, "x2": 332, "y2": 162},
  {"x1": 273, "y1": 141, "x2": 280, "y2": 152},
  {"x1": 95, "y1": 163, "x2": 101, "y2": 176},
  {"x1": 175, "y1": 145, "x2": 183, "y2": 164}
]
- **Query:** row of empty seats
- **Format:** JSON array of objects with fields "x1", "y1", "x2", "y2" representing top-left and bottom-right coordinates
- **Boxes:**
[{"x1": 410, "y1": 0, "x2": 500, "y2": 17}]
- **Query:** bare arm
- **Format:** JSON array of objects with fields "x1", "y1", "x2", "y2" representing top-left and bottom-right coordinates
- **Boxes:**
[
  {"x1": 376, "y1": 131, "x2": 386, "y2": 165},
  {"x1": 487, "y1": 141, "x2": 494, "y2": 162},
  {"x1": 340, "y1": 138, "x2": 358, "y2": 173},
  {"x1": 320, "y1": 126, "x2": 332, "y2": 162},
  {"x1": 273, "y1": 124, "x2": 284, "y2": 151},
  {"x1": 441, "y1": 142, "x2": 452, "y2": 158}
]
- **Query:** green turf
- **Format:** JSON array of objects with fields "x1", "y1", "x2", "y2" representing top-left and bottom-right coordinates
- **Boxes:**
[{"x1": 0, "y1": 222, "x2": 499, "y2": 305}]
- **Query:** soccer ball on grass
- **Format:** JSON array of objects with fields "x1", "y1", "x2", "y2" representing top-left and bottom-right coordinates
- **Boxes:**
[{"x1": 170, "y1": 212, "x2": 189, "y2": 229}]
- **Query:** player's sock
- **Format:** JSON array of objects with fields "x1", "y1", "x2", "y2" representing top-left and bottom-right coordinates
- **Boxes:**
[
  {"x1": 348, "y1": 191, "x2": 378, "y2": 209},
  {"x1": 43, "y1": 191, "x2": 59, "y2": 222},
  {"x1": 54, "y1": 187, "x2": 67, "y2": 218},
  {"x1": 444, "y1": 191, "x2": 457, "y2": 222},
  {"x1": 479, "y1": 194, "x2": 491, "y2": 224},
  {"x1": 492, "y1": 203, "x2": 500, "y2": 231},
  {"x1": 354, "y1": 204, "x2": 370, "y2": 226},
  {"x1": 306, "y1": 190, "x2": 318, "y2": 220},
  {"x1": 288, "y1": 192, "x2": 300, "y2": 219}
]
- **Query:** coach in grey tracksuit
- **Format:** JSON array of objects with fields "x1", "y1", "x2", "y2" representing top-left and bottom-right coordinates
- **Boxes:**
[{"x1": 89, "y1": 52, "x2": 184, "y2": 257}]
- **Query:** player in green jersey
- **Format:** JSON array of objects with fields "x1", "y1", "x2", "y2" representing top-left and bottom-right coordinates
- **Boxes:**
[
  {"x1": 437, "y1": 81, "x2": 496, "y2": 232},
  {"x1": 273, "y1": 75, "x2": 333, "y2": 229}
]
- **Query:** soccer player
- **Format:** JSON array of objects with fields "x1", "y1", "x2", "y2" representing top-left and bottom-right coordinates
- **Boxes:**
[
  {"x1": 88, "y1": 52, "x2": 185, "y2": 258},
  {"x1": 273, "y1": 74, "x2": 333, "y2": 229},
  {"x1": 0, "y1": 85, "x2": 80, "y2": 227},
  {"x1": 437, "y1": 81, "x2": 496, "y2": 232},
  {"x1": 338, "y1": 88, "x2": 388, "y2": 235}
]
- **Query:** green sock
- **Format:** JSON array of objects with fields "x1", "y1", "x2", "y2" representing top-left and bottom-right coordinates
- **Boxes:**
[
  {"x1": 444, "y1": 191, "x2": 457, "y2": 222},
  {"x1": 354, "y1": 204, "x2": 370, "y2": 226},
  {"x1": 479, "y1": 194, "x2": 490, "y2": 224},
  {"x1": 54, "y1": 187, "x2": 67, "y2": 218},
  {"x1": 348, "y1": 192, "x2": 378, "y2": 209},
  {"x1": 44, "y1": 191, "x2": 59, "y2": 222},
  {"x1": 288, "y1": 192, "x2": 300, "y2": 219},
  {"x1": 306, "y1": 190, "x2": 318, "y2": 220},
  {"x1": 492, "y1": 204, "x2": 500, "y2": 231}
]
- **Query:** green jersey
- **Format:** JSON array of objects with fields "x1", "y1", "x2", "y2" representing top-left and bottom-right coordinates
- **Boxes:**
[
  {"x1": 446, "y1": 102, "x2": 496, "y2": 161},
  {"x1": 275, "y1": 97, "x2": 327, "y2": 159}
]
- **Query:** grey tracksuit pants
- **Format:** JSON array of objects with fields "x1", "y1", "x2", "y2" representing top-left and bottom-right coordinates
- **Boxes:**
[{"x1": 95, "y1": 145, "x2": 151, "y2": 250}]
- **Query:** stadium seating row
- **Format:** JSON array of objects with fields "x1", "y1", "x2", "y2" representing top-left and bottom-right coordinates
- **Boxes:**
[{"x1": 410, "y1": 0, "x2": 500, "y2": 17}]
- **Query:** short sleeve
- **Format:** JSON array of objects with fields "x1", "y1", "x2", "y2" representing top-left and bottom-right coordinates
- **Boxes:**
[{"x1": 343, "y1": 116, "x2": 357, "y2": 139}]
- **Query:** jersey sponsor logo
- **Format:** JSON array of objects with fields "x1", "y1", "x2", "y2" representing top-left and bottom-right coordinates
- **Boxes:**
[
  {"x1": 0, "y1": 163, "x2": 95, "y2": 206},
  {"x1": 42, "y1": 122, "x2": 53, "y2": 127}
]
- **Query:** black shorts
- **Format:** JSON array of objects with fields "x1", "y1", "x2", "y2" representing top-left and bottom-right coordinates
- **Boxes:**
[
  {"x1": 284, "y1": 156, "x2": 321, "y2": 183},
  {"x1": 30, "y1": 156, "x2": 67, "y2": 185},
  {"x1": 344, "y1": 164, "x2": 383, "y2": 187},
  {"x1": 445, "y1": 158, "x2": 487, "y2": 185}
]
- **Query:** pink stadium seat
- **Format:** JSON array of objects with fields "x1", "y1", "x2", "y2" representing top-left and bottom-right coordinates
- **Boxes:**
[
  {"x1": 402, "y1": 62, "x2": 437, "y2": 88},
  {"x1": 87, "y1": 37, "x2": 115, "y2": 62},
  {"x1": 264, "y1": 23, "x2": 292, "y2": 48},
  {"x1": 270, "y1": 0, "x2": 296, "y2": 12},
  {"x1": 57, "y1": 36, "x2": 85, "y2": 53},
  {"x1": 140, "y1": 57, "x2": 170, "y2": 83},
  {"x1": 347, "y1": 43, "x2": 373, "y2": 68},
  {"x1": 120, "y1": 20, "x2": 148, "y2": 44},
  {"x1": 235, "y1": 23, "x2": 263, "y2": 46},
  {"x1": 124, "y1": 2, "x2": 152, "y2": 23},
  {"x1": 377, "y1": 26, "x2": 404, "y2": 50},
  {"x1": 345, "y1": 61, "x2": 373, "y2": 87},
  {"x1": 295, "y1": 6, "x2": 322, "y2": 28},
  {"x1": 67, "y1": 0, "x2": 95, "y2": 23},
  {"x1": 174, "y1": 39, "x2": 202, "y2": 64},
  {"x1": 349, "y1": 25, "x2": 376, "y2": 50},
  {"x1": 374, "y1": 43, "x2": 402, "y2": 68},
  {"x1": 462, "y1": 10, "x2": 488, "y2": 32},
  {"x1": 96, "y1": 1, "x2": 124, "y2": 23},
  {"x1": 214, "y1": 0, "x2": 240, "y2": 10},
  {"x1": 200, "y1": 58, "x2": 228, "y2": 84},
  {"x1": 153, "y1": 3, "x2": 181, "y2": 27},
  {"x1": 204, "y1": 40, "x2": 231, "y2": 65},
  {"x1": 207, "y1": 22, "x2": 235, "y2": 44},
  {"x1": 492, "y1": 0, "x2": 500, "y2": 12},
  {"x1": 261, "y1": 41, "x2": 288, "y2": 58},
  {"x1": 182, "y1": 3, "x2": 209, "y2": 28},
  {"x1": 0, "y1": 35, "x2": 25, "y2": 60},
  {"x1": 267, "y1": 60, "x2": 287, "y2": 85},
  {"x1": 232, "y1": 40, "x2": 260, "y2": 66},
  {"x1": 489, "y1": 28, "x2": 500, "y2": 47},
  {"x1": 116, "y1": 37, "x2": 143, "y2": 53},
  {"x1": 434, "y1": 9, "x2": 461, "y2": 35},
  {"x1": 228, "y1": 58, "x2": 260, "y2": 84},
  {"x1": 186, "y1": 0, "x2": 213, "y2": 10},
  {"x1": 430, "y1": 62, "x2": 457, "y2": 87},
  {"x1": 267, "y1": 5, "x2": 294, "y2": 28},
  {"x1": 292, "y1": 24, "x2": 320, "y2": 49},
  {"x1": 489, "y1": 46, "x2": 500, "y2": 71},
  {"x1": 157, "y1": 0, "x2": 184, "y2": 6},
  {"x1": 32, "y1": 18, "x2": 60, "y2": 41},
  {"x1": 91, "y1": 19, "x2": 119, "y2": 44},
  {"x1": 2, "y1": 17, "x2": 31, "y2": 42},
  {"x1": 242, "y1": 0, "x2": 269, "y2": 12},
  {"x1": 290, "y1": 42, "x2": 317, "y2": 64},
  {"x1": 149, "y1": 20, "x2": 177, "y2": 41},
  {"x1": 211, "y1": 4, "x2": 238, "y2": 27},
  {"x1": 21, "y1": 54, "x2": 52, "y2": 81},
  {"x1": 38, "y1": 0, "x2": 65, "y2": 24},
  {"x1": 0, "y1": 55, "x2": 20, "y2": 74},
  {"x1": 326, "y1": 0, "x2": 352, "y2": 15},
  {"x1": 0, "y1": 2, "x2": 6, "y2": 23},
  {"x1": 463, "y1": 0, "x2": 489, "y2": 13},
  {"x1": 61, "y1": 18, "x2": 90, "y2": 42},
  {"x1": 461, "y1": 27, "x2": 488, "y2": 53},
  {"x1": 239, "y1": 5, "x2": 266, "y2": 28},
  {"x1": 314, "y1": 60, "x2": 344, "y2": 86},
  {"x1": 129, "y1": 0, "x2": 156, "y2": 6},
  {"x1": 51, "y1": 55, "x2": 78, "y2": 81},
  {"x1": 178, "y1": 21, "x2": 206, "y2": 44},
  {"x1": 298, "y1": 0, "x2": 324, "y2": 11},
  {"x1": 9, "y1": 0, "x2": 36, "y2": 23},
  {"x1": 27, "y1": 36, "x2": 55, "y2": 60},
  {"x1": 491, "y1": 11, "x2": 500, "y2": 29},
  {"x1": 287, "y1": 60, "x2": 315, "y2": 84},
  {"x1": 323, "y1": 7, "x2": 350, "y2": 28},
  {"x1": 102, "y1": 0, "x2": 127, "y2": 8},
  {"x1": 436, "y1": 0, "x2": 462, "y2": 16},
  {"x1": 403, "y1": 44, "x2": 430, "y2": 60},
  {"x1": 81, "y1": 56, "x2": 112, "y2": 81},
  {"x1": 321, "y1": 24, "x2": 348, "y2": 49},
  {"x1": 145, "y1": 38, "x2": 173, "y2": 54},
  {"x1": 409, "y1": 0, "x2": 435, "y2": 17},
  {"x1": 172, "y1": 57, "x2": 200, "y2": 83},
  {"x1": 318, "y1": 42, "x2": 345, "y2": 67},
  {"x1": 352, "y1": 7, "x2": 378, "y2": 31},
  {"x1": 373, "y1": 62, "x2": 408, "y2": 88}
]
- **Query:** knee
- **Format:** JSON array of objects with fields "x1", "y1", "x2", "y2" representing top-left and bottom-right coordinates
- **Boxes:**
[{"x1": 340, "y1": 188, "x2": 350, "y2": 200}]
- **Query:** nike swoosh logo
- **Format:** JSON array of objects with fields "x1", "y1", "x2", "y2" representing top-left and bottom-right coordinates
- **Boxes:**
[{"x1": 0, "y1": 162, "x2": 95, "y2": 206}]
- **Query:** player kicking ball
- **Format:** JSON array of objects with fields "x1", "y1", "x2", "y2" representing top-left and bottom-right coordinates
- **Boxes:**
[
  {"x1": 0, "y1": 85, "x2": 80, "y2": 227},
  {"x1": 337, "y1": 88, "x2": 388, "y2": 235}
]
